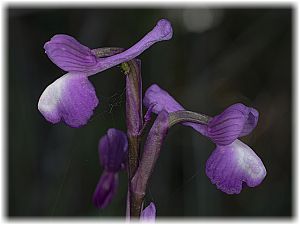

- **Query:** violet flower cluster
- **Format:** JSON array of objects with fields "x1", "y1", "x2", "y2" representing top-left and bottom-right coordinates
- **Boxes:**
[{"x1": 38, "y1": 18, "x2": 266, "y2": 220}]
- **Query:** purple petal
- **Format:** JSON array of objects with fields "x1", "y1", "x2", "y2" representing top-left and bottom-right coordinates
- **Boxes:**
[
  {"x1": 143, "y1": 84, "x2": 184, "y2": 113},
  {"x1": 207, "y1": 103, "x2": 259, "y2": 146},
  {"x1": 143, "y1": 84, "x2": 207, "y2": 135},
  {"x1": 38, "y1": 73, "x2": 98, "y2": 128},
  {"x1": 44, "y1": 34, "x2": 97, "y2": 73},
  {"x1": 99, "y1": 128, "x2": 128, "y2": 172},
  {"x1": 140, "y1": 202, "x2": 156, "y2": 222},
  {"x1": 92, "y1": 171, "x2": 118, "y2": 209},
  {"x1": 205, "y1": 140, "x2": 266, "y2": 194}
]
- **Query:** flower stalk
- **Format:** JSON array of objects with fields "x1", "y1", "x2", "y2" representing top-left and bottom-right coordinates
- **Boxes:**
[
  {"x1": 131, "y1": 111, "x2": 169, "y2": 218},
  {"x1": 124, "y1": 59, "x2": 143, "y2": 179},
  {"x1": 123, "y1": 59, "x2": 144, "y2": 218}
]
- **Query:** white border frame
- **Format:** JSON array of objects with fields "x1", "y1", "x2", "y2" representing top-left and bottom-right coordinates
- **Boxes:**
[{"x1": 1, "y1": 1, "x2": 297, "y2": 224}]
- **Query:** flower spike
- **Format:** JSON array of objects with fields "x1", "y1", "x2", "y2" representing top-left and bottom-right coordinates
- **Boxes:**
[
  {"x1": 44, "y1": 19, "x2": 173, "y2": 75},
  {"x1": 38, "y1": 73, "x2": 98, "y2": 127},
  {"x1": 206, "y1": 140, "x2": 266, "y2": 194}
]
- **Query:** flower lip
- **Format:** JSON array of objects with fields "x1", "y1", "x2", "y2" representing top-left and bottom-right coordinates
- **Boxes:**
[
  {"x1": 205, "y1": 139, "x2": 267, "y2": 194},
  {"x1": 38, "y1": 73, "x2": 99, "y2": 128}
]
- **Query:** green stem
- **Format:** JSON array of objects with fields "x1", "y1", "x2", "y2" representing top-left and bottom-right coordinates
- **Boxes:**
[{"x1": 168, "y1": 110, "x2": 210, "y2": 127}]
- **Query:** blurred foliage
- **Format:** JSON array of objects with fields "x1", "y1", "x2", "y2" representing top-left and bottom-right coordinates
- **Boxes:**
[{"x1": 8, "y1": 7, "x2": 292, "y2": 217}]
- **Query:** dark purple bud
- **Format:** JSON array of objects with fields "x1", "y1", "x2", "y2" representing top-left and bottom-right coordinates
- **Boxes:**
[
  {"x1": 38, "y1": 73, "x2": 98, "y2": 127},
  {"x1": 207, "y1": 103, "x2": 259, "y2": 145},
  {"x1": 92, "y1": 171, "x2": 118, "y2": 209},
  {"x1": 99, "y1": 128, "x2": 128, "y2": 172},
  {"x1": 140, "y1": 202, "x2": 156, "y2": 222},
  {"x1": 44, "y1": 34, "x2": 98, "y2": 73},
  {"x1": 206, "y1": 140, "x2": 266, "y2": 194}
]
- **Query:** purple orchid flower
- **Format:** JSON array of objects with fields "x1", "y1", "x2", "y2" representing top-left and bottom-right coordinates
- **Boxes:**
[
  {"x1": 140, "y1": 202, "x2": 156, "y2": 222},
  {"x1": 38, "y1": 19, "x2": 173, "y2": 128},
  {"x1": 143, "y1": 84, "x2": 266, "y2": 194},
  {"x1": 93, "y1": 128, "x2": 128, "y2": 209}
]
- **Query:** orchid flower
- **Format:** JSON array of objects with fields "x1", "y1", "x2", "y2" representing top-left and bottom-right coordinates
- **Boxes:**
[
  {"x1": 93, "y1": 128, "x2": 128, "y2": 208},
  {"x1": 38, "y1": 19, "x2": 173, "y2": 127},
  {"x1": 143, "y1": 84, "x2": 266, "y2": 194}
]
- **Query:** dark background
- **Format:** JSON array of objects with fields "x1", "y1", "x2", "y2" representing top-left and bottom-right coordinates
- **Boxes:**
[{"x1": 8, "y1": 7, "x2": 293, "y2": 218}]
